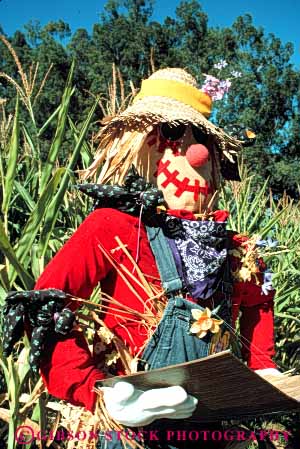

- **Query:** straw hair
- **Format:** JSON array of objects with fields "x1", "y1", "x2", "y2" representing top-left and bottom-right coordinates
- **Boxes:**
[
  {"x1": 83, "y1": 125, "x2": 152, "y2": 184},
  {"x1": 83, "y1": 68, "x2": 242, "y2": 183}
]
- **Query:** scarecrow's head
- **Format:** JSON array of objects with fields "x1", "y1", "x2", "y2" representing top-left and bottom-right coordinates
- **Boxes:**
[{"x1": 85, "y1": 68, "x2": 248, "y2": 213}]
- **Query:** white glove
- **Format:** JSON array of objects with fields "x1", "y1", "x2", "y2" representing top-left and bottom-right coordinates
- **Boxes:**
[
  {"x1": 255, "y1": 368, "x2": 283, "y2": 377},
  {"x1": 101, "y1": 381, "x2": 198, "y2": 427}
]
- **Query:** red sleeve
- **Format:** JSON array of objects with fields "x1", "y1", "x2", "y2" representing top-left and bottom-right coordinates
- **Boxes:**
[
  {"x1": 229, "y1": 231, "x2": 276, "y2": 370},
  {"x1": 35, "y1": 209, "x2": 118, "y2": 411},
  {"x1": 232, "y1": 282, "x2": 276, "y2": 370},
  {"x1": 35, "y1": 209, "x2": 113, "y2": 298},
  {"x1": 40, "y1": 331, "x2": 105, "y2": 412}
]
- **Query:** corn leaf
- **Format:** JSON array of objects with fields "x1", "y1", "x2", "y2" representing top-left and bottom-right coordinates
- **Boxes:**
[
  {"x1": 259, "y1": 206, "x2": 288, "y2": 239},
  {"x1": 0, "y1": 284, "x2": 7, "y2": 304},
  {"x1": 2, "y1": 96, "x2": 20, "y2": 214},
  {"x1": 21, "y1": 122, "x2": 39, "y2": 160},
  {"x1": 0, "y1": 357, "x2": 9, "y2": 391},
  {"x1": 68, "y1": 116, "x2": 94, "y2": 169},
  {"x1": 39, "y1": 61, "x2": 75, "y2": 192},
  {"x1": 246, "y1": 178, "x2": 269, "y2": 227},
  {"x1": 275, "y1": 312, "x2": 300, "y2": 325},
  {"x1": 14, "y1": 181, "x2": 35, "y2": 212},
  {"x1": 8, "y1": 168, "x2": 67, "y2": 285},
  {"x1": 37, "y1": 103, "x2": 61, "y2": 138},
  {"x1": 0, "y1": 218, "x2": 34, "y2": 289},
  {"x1": 6, "y1": 356, "x2": 22, "y2": 449},
  {"x1": 39, "y1": 97, "x2": 99, "y2": 255}
]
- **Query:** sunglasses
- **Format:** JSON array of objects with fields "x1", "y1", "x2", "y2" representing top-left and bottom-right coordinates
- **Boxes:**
[{"x1": 159, "y1": 123, "x2": 208, "y2": 145}]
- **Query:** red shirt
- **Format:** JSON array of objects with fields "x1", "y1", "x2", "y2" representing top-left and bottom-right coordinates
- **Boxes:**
[{"x1": 35, "y1": 208, "x2": 275, "y2": 412}]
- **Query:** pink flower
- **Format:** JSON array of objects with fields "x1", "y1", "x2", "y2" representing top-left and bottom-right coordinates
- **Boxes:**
[
  {"x1": 219, "y1": 79, "x2": 232, "y2": 90},
  {"x1": 201, "y1": 75, "x2": 232, "y2": 101}
]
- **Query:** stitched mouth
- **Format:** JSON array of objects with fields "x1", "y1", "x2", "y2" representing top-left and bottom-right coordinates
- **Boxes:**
[{"x1": 155, "y1": 159, "x2": 212, "y2": 201}]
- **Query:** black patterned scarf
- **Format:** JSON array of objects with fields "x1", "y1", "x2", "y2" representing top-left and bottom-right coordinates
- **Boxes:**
[{"x1": 77, "y1": 166, "x2": 165, "y2": 217}]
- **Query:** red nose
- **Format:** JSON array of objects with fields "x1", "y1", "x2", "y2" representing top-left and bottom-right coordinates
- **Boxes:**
[{"x1": 186, "y1": 144, "x2": 209, "y2": 168}]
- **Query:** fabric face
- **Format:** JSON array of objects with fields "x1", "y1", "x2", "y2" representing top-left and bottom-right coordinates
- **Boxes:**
[{"x1": 134, "y1": 125, "x2": 220, "y2": 213}]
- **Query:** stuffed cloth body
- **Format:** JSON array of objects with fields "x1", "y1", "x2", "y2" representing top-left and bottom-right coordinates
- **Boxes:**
[{"x1": 33, "y1": 207, "x2": 276, "y2": 412}]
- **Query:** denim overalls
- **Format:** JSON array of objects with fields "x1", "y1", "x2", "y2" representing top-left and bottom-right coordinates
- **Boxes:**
[{"x1": 97, "y1": 223, "x2": 232, "y2": 449}]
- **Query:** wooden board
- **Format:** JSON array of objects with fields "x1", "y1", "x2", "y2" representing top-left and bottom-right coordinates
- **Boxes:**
[{"x1": 102, "y1": 351, "x2": 300, "y2": 422}]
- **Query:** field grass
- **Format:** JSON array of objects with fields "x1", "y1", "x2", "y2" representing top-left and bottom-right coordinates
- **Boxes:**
[{"x1": 0, "y1": 42, "x2": 299, "y2": 448}]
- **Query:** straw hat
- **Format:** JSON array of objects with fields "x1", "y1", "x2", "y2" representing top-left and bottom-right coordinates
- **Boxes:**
[
  {"x1": 85, "y1": 67, "x2": 244, "y2": 183},
  {"x1": 99, "y1": 67, "x2": 242, "y2": 157}
]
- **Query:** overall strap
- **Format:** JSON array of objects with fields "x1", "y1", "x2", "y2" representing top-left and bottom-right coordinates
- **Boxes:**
[
  {"x1": 221, "y1": 236, "x2": 233, "y2": 298},
  {"x1": 146, "y1": 225, "x2": 183, "y2": 295}
]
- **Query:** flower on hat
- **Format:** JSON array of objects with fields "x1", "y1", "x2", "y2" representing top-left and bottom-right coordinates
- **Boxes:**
[
  {"x1": 201, "y1": 60, "x2": 242, "y2": 101},
  {"x1": 231, "y1": 70, "x2": 242, "y2": 78},
  {"x1": 201, "y1": 74, "x2": 232, "y2": 101},
  {"x1": 190, "y1": 307, "x2": 223, "y2": 339},
  {"x1": 214, "y1": 60, "x2": 228, "y2": 70}
]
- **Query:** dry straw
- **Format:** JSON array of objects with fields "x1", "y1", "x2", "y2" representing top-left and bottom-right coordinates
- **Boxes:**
[{"x1": 0, "y1": 34, "x2": 53, "y2": 116}]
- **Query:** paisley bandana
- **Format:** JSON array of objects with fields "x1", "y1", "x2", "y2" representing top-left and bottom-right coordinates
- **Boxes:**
[
  {"x1": 77, "y1": 166, "x2": 164, "y2": 216},
  {"x1": 161, "y1": 215, "x2": 228, "y2": 299}
]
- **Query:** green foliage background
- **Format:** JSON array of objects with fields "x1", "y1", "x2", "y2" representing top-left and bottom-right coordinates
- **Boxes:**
[{"x1": 0, "y1": 1, "x2": 299, "y2": 448}]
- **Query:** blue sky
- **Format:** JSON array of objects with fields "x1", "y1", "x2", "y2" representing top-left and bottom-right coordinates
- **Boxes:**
[{"x1": 0, "y1": 0, "x2": 299, "y2": 67}]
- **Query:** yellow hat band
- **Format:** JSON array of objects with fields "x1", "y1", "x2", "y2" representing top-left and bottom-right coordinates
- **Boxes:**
[{"x1": 133, "y1": 78, "x2": 212, "y2": 118}]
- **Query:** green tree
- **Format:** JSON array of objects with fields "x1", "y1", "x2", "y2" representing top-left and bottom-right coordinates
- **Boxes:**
[
  {"x1": 92, "y1": 0, "x2": 154, "y2": 83},
  {"x1": 208, "y1": 14, "x2": 300, "y2": 194},
  {"x1": 1, "y1": 0, "x2": 299, "y2": 195}
]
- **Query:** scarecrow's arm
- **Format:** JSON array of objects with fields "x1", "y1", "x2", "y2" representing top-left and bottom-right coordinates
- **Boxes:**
[
  {"x1": 34, "y1": 208, "x2": 121, "y2": 411},
  {"x1": 232, "y1": 281, "x2": 276, "y2": 370},
  {"x1": 229, "y1": 233, "x2": 276, "y2": 370}
]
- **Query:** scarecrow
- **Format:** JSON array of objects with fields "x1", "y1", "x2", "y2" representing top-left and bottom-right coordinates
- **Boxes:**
[{"x1": 3, "y1": 68, "x2": 281, "y2": 448}]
